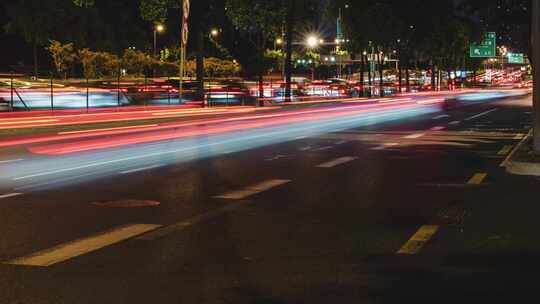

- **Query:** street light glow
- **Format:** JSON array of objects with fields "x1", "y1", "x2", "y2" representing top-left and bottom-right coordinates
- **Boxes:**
[
  {"x1": 155, "y1": 24, "x2": 165, "y2": 33},
  {"x1": 276, "y1": 38, "x2": 283, "y2": 45},
  {"x1": 210, "y1": 28, "x2": 219, "y2": 37},
  {"x1": 306, "y1": 35, "x2": 319, "y2": 48}
]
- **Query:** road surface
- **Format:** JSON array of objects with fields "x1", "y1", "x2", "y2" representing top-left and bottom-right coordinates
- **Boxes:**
[{"x1": 0, "y1": 91, "x2": 537, "y2": 303}]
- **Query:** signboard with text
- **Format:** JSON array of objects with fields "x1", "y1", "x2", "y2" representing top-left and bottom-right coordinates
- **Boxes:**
[
  {"x1": 470, "y1": 32, "x2": 496, "y2": 58},
  {"x1": 507, "y1": 53, "x2": 525, "y2": 64}
]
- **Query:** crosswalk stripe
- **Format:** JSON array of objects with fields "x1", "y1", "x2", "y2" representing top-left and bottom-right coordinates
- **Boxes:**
[{"x1": 5, "y1": 224, "x2": 161, "y2": 267}]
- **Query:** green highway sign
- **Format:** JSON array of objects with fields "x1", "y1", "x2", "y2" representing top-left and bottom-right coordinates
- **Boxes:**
[
  {"x1": 470, "y1": 32, "x2": 496, "y2": 58},
  {"x1": 507, "y1": 53, "x2": 525, "y2": 64}
]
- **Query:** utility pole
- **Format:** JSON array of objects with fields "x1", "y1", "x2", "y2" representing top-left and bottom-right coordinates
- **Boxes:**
[{"x1": 533, "y1": 0, "x2": 540, "y2": 154}]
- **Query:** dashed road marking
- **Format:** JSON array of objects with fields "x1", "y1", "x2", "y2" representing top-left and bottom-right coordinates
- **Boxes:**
[
  {"x1": 0, "y1": 193, "x2": 23, "y2": 200},
  {"x1": 430, "y1": 126, "x2": 446, "y2": 131},
  {"x1": 372, "y1": 143, "x2": 399, "y2": 151},
  {"x1": 397, "y1": 225, "x2": 439, "y2": 255},
  {"x1": 468, "y1": 173, "x2": 487, "y2": 185},
  {"x1": 0, "y1": 159, "x2": 24, "y2": 165},
  {"x1": 497, "y1": 145, "x2": 513, "y2": 156},
  {"x1": 465, "y1": 108, "x2": 498, "y2": 121},
  {"x1": 317, "y1": 156, "x2": 358, "y2": 168},
  {"x1": 433, "y1": 114, "x2": 450, "y2": 120},
  {"x1": 214, "y1": 179, "x2": 291, "y2": 200},
  {"x1": 138, "y1": 200, "x2": 251, "y2": 241},
  {"x1": 299, "y1": 146, "x2": 313, "y2": 151},
  {"x1": 313, "y1": 146, "x2": 333, "y2": 151},
  {"x1": 5, "y1": 224, "x2": 162, "y2": 267},
  {"x1": 448, "y1": 121, "x2": 461, "y2": 125},
  {"x1": 403, "y1": 133, "x2": 425, "y2": 139},
  {"x1": 120, "y1": 164, "x2": 164, "y2": 174}
]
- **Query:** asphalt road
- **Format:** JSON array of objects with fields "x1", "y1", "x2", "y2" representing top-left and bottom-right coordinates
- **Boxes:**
[{"x1": 0, "y1": 93, "x2": 537, "y2": 303}]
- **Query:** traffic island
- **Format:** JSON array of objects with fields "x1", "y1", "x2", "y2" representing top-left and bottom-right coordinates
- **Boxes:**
[{"x1": 505, "y1": 130, "x2": 540, "y2": 176}]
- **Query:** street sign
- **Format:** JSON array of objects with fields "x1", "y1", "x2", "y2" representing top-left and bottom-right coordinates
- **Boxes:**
[
  {"x1": 507, "y1": 53, "x2": 525, "y2": 64},
  {"x1": 470, "y1": 32, "x2": 496, "y2": 58}
]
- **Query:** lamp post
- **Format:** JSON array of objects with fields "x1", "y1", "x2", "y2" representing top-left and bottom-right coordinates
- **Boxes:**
[
  {"x1": 153, "y1": 24, "x2": 165, "y2": 59},
  {"x1": 275, "y1": 37, "x2": 285, "y2": 80},
  {"x1": 305, "y1": 35, "x2": 319, "y2": 81}
]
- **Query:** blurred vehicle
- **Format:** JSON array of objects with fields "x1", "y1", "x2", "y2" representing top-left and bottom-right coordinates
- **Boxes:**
[{"x1": 206, "y1": 80, "x2": 254, "y2": 106}]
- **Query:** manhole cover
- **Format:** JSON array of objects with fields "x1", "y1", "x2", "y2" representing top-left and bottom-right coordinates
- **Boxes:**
[{"x1": 92, "y1": 200, "x2": 160, "y2": 208}]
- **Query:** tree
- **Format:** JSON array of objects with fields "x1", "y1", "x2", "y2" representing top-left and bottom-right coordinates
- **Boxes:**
[
  {"x1": 47, "y1": 40, "x2": 77, "y2": 79},
  {"x1": 4, "y1": 0, "x2": 66, "y2": 77},
  {"x1": 79, "y1": 48, "x2": 98, "y2": 78},
  {"x1": 225, "y1": 0, "x2": 285, "y2": 101}
]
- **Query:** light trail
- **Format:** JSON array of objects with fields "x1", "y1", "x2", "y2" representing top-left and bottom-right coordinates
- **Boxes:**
[{"x1": 3, "y1": 104, "x2": 438, "y2": 191}]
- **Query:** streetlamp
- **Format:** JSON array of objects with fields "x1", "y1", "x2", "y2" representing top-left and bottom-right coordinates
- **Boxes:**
[
  {"x1": 154, "y1": 24, "x2": 165, "y2": 59},
  {"x1": 306, "y1": 35, "x2": 319, "y2": 49},
  {"x1": 275, "y1": 37, "x2": 285, "y2": 80},
  {"x1": 305, "y1": 36, "x2": 319, "y2": 81},
  {"x1": 210, "y1": 28, "x2": 219, "y2": 38}
]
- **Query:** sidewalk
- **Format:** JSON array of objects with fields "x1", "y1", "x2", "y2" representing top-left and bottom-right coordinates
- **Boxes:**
[{"x1": 503, "y1": 130, "x2": 540, "y2": 176}]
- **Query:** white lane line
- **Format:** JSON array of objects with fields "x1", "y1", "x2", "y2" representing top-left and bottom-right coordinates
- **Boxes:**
[
  {"x1": 372, "y1": 143, "x2": 399, "y2": 151},
  {"x1": 120, "y1": 164, "x2": 164, "y2": 175},
  {"x1": 334, "y1": 140, "x2": 348, "y2": 145},
  {"x1": 433, "y1": 114, "x2": 450, "y2": 120},
  {"x1": 314, "y1": 146, "x2": 333, "y2": 151},
  {"x1": 5, "y1": 224, "x2": 162, "y2": 267},
  {"x1": 0, "y1": 193, "x2": 23, "y2": 199},
  {"x1": 299, "y1": 146, "x2": 313, "y2": 151},
  {"x1": 403, "y1": 133, "x2": 425, "y2": 139},
  {"x1": 138, "y1": 200, "x2": 250, "y2": 241},
  {"x1": 448, "y1": 121, "x2": 461, "y2": 125},
  {"x1": 294, "y1": 136, "x2": 307, "y2": 140},
  {"x1": 464, "y1": 108, "x2": 498, "y2": 121},
  {"x1": 0, "y1": 159, "x2": 24, "y2": 165},
  {"x1": 397, "y1": 225, "x2": 439, "y2": 255},
  {"x1": 430, "y1": 126, "x2": 446, "y2": 131},
  {"x1": 214, "y1": 179, "x2": 291, "y2": 200},
  {"x1": 317, "y1": 157, "x2": 358, "y2": 168}
]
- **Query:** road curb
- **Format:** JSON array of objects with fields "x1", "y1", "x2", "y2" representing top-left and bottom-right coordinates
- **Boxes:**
[{"x1": 503, "y1": 130, "x2": 540, "y2": 176}]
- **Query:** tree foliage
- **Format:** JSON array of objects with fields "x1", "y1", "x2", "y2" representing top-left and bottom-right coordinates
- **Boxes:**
[{"x1": 47, "y1": 40, "x2": 77, "y2": 78}]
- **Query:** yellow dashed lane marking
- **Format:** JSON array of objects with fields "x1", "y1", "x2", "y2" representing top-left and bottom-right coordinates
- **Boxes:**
[
  {"x1": 497, "y1": 145, "x2": 513, "y2": 156},
  {"x1": 397, "y1": 225, "x2": 440, "y2": 255},
  {"x1": 468, "y1": 173, "x2": 487, "y2": 185}
]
